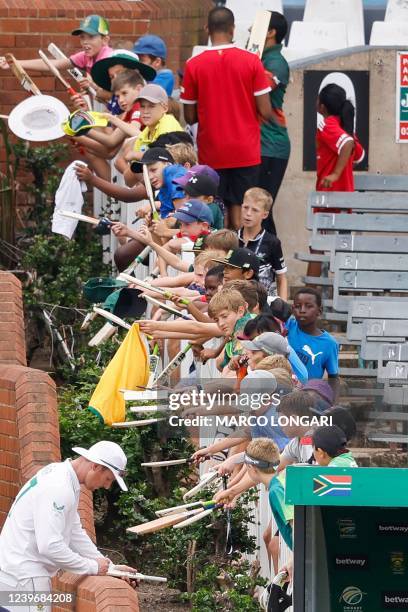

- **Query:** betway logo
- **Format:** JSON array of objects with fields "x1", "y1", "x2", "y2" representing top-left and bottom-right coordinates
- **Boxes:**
[
  {"x1": 335, "y1": 556, "x2": 367, "y2": 568},
  {"x1": 383, "y1": 592, "x2": 408, "y2": 609},
  {"x1": 378, "y1": 523, "x2": 408, "y2": 534}
]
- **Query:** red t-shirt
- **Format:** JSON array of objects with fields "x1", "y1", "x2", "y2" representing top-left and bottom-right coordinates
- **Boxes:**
[
  {"x1": 316, "y1": 115, "x2": 365, "y2": 192},
  {"x1": 123, "y1": 102, "x2": 142, "y2": 126},
  {"x1": 180, "y1": 45, "x2": 270, "y2": 170}
]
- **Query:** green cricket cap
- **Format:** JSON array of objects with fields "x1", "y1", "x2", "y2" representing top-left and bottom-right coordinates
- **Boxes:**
[{"x1": 72, "y1": 15, "x2": 110, "y2": 36}]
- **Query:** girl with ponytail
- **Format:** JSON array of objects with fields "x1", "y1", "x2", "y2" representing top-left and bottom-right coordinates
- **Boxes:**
[{"x1": 316, "y1": 83, "x2": 364, "y2": 191}]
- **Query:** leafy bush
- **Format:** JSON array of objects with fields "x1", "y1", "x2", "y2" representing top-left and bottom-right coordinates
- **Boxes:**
[{"x1": 187, "y1": 561, "x2": 266, "y2": 611}]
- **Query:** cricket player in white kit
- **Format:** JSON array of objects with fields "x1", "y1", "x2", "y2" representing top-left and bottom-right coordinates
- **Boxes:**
[{"x1": 0, "y1": 441, "x2": 135, "y2": 611}]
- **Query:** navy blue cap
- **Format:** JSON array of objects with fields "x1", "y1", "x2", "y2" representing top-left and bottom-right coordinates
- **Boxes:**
[
  {"x1": 174, "y1": 199, "x2": 213, "y2": 225},
  {"x1": 133, "y1": 35, "x2": 167, "y2": 60}
]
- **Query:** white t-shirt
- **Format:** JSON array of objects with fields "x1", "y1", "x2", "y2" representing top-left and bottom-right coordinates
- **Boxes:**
[
  {"x1": 0, "y1": 460, "x2": 100, "y2": 580},
  {"x1": 281, "y1": 432, "x2": 314, "y2": 464}
]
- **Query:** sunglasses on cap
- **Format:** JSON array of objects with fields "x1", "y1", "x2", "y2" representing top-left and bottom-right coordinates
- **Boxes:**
[
  {"x1": 244, "y1": 453, "x2": 279, "y2": 470},
  {"x1": 62, "y1": 110, "x2": 108, "y2": 136},
  {"x1": 99, "y1": 458, "x2": 127, "y2": 477}
]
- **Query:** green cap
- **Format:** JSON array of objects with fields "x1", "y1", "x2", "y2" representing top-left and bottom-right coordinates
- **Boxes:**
[
  {"x1": 83, "y1": 277, "x2": 127, "y2": 303},
  {"x1": 72, "y1": 15, "x2": 110, "y2": 36},
  {"x1": 62, "y1": 110, "x2": 109, "y2": 137},
  {"x1": 91, "y1": 50, "x2": 156, "y2": 91}
]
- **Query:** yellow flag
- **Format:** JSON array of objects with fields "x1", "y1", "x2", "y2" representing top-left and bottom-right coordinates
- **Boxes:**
[{"x1": 89, "y1": 323, "x2": 149, "y2": 425}]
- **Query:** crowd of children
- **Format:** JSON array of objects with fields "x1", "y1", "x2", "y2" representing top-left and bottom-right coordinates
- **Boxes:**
[{"x1": 0, "y1": 4, "x2": 366, "y2": 609}]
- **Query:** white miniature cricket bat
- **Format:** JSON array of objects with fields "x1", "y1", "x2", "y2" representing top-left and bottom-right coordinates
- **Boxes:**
[{"x1": 246, "y1": 10, "x2": 271, "y2": 58}]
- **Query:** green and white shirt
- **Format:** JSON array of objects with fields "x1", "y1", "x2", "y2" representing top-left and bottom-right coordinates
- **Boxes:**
[{"x1": 261, "y1": 44, "x2": 291, "y2": 160}]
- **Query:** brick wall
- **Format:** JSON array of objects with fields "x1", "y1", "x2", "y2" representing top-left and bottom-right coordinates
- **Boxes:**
[
  {"x1": 0, "y1": 272, "x2": 139, "y2": 610},
  {"x1": 0, "y1": 0, "x2": 212, "y2": 118},
  {"x1": 0, "y1": 273, "x2": 26, "y2": 366}
]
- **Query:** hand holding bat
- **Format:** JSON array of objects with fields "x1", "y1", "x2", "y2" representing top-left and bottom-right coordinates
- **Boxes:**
[
  {"x1": 191, "y1": 447, "x2": 213, "y2": 464},
  {"x1": 0, "y1": 56, "x2": 10, "y2": 69},
  {"x1": 38, "y1": 50, "x2": 78, "y2": 96}
]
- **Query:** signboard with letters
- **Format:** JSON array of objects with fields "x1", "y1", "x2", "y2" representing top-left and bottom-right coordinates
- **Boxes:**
[
  {"x1": 287, "y1": 467, "x2": 408, "y2": 611},
  {"x1": 396, "y1": 52, "x2": 408, "y2": 143}
]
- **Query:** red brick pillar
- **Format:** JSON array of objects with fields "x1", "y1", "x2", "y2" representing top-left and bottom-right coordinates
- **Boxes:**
[{"x1": 0, "y1": 273, "x2": 139, "y2": 609}]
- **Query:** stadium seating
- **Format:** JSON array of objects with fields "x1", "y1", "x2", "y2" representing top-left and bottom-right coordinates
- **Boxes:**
[
  {"x1": 369, "y1": 21, "x2": 408, "y2": 45},
  {"x1": 303, "y1": 0, "x2": 365, "y2": 47},
  {"x1": 370, "y1": 0, "x2": 408, "y2": 44},
  {"x1": 385, "y1": 0, "x2": 408, "y2": 21},
  {"x1": 355, "y1": 174, "x2": 408, "y2": 191},
  {"x1": 286, "y1": 21, "x2": 348, "y2": 61},
  {"x1": 300, "y1": 176, "x2": 408, "y2": 437}
]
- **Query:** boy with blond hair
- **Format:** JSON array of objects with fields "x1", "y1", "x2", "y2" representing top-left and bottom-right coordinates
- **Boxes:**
[
  {"x1": 190, "y1": 228, "x2": 238, "y2": 259},
  {"x1": 244, "y1": 438, "x2": 293, "y2": 551},
  {"x1": 238, "y1": 187, "x2": 288, "y2": 300},
  {"x1": 208, "y1": 289, "x2": 252, "y2": 373},
  {"x1": 166, "y1": 142, "x2": 198, "y2": 167}
]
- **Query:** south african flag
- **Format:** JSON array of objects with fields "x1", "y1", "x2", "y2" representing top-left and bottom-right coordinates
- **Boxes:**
[{"x1": 313, "y1": 475, "x2": 352, "y2": 497}]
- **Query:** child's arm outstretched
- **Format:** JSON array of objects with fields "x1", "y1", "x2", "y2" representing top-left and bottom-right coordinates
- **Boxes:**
[
  {"x1": 103, "y1": 113, "x2": 141, "y2": 139},
  {"x1": 75, "y1": 164, "x2": 147, "y2": 202},
  {"x1": 0, "y1": 56, "x2": 69, "y2": 72},
  {"x1": 112, "y1": 223, "x2": 191, "y2": 272}
]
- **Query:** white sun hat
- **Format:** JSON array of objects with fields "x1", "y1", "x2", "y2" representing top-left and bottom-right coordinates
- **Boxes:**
[
  {"x1": 72, "y1": 441, "x2": 128, "y2": 491},
  {"x1": 8, "y1": 94, "x2": 69, "y2": 141}
]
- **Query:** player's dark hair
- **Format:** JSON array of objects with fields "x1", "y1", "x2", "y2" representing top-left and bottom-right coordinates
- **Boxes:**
[
  {"x1": 208, "y1": 7, "x2": 234, "y2": 35},
  {"x1": 248, "y1": 280, "x2": 268, "y2": 312},
  {"x1": 206, "y1": 265, "x2": 224, "y2": 281},
  {"x1": 243, "y1": 313, "x2": 281, "y2": 338},
  {"x1": 293, "y1": 287, "x2": 322, "y2": 308},
  {"x1": 318, "y1": 83, "x2": 355, "y2": 136},
  {"x1": 324, "y1": 406, "x2": 357, "y2": 442},
  {"x1": 268, "y1": 11, "x2": 288, "y2": 44}
]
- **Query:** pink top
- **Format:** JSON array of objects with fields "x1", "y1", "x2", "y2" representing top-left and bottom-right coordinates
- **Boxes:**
[{"x1": 70, "y1": 46, "x2": 113, "y2": 74}]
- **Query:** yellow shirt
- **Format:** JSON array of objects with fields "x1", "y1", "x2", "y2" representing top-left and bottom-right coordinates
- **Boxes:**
[{"x1": 134, "y1": 114, "x2": 183, "y2": 152}]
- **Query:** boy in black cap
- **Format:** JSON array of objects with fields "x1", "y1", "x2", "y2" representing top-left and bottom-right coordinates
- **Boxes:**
[
  {"x1": 312, "y1": 425, "x2": 358, "y2": 467},
  {"x1": 214, "y1": 248, "x2": 261, "y2": 283},
  {"x1": 182, "y1": 173, "x2": 224, "y2": 230}
]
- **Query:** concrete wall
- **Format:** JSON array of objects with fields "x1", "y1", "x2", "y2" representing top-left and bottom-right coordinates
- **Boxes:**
[{"x1": 276, "y1": 47, "x2": 408, "y2": 284}]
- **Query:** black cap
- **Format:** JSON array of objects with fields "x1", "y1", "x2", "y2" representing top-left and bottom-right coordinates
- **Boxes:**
[
  {"x1": 183, "y1": 174, "x2": 218, "y2": 197},
  {"x1": 214, "y1": 248, "x2": 260, "y2": 275},
  {"x1": 312, "y1": 425, "x2": 347, "y2": 457},
  {"x1": 141, "y1": 147, "x2": 174, "y2": 165},
  {"x1": 268, "y1": 297, "x2": 292, "y2": 323},
  {"x1": 150, "y1": 131, "x2": 194, "y2": 148}
]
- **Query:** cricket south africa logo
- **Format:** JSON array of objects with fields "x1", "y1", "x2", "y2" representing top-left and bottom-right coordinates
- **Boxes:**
[
  {"x1": 313, "y1": 474, "x2": 352, "y2": 497},
  {"x1": 340, "y1": 586, "x2": 366, "y2": 611}
]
